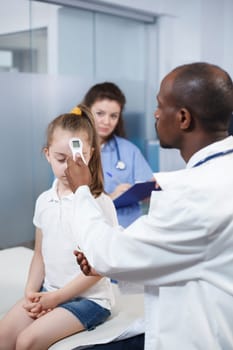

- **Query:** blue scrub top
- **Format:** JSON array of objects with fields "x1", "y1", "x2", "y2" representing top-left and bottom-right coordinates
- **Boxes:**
[{"x1": 101, "y1": 136, "x2": 154, "y2": 227}]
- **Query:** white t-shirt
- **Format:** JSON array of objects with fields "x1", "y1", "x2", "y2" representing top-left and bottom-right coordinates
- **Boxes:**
[{"x1": 33, "y1": 179, "x2": 118, "y2": 310}]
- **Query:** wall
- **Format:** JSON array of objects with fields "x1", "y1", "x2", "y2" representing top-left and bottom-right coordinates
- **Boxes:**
[
  {"x1": 97, "y1": 0, "x2": 233, "y2": 79},
  {"x1": 99, "y1": 0, "x2": 233, "y2": 170}
]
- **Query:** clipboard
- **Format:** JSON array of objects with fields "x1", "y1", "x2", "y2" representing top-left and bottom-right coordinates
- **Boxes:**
[{"x1": 113, "y1": 181, "x2": 157, "y2": 209}]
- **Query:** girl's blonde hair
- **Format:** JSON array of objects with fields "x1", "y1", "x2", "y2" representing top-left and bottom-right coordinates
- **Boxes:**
[{"x1": 46, "y1": 104, "x2": 104, "y2": 197}]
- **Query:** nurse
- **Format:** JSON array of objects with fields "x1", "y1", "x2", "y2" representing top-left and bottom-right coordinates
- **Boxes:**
[{"x1": 82, "y1": 82, "x2": 154, "y2": 227}]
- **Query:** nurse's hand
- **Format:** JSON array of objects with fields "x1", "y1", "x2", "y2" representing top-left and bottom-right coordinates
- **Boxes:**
[
  {"x1": 65, "y1": 156, "x2": 91, "y2": 193},
  {"x1": 74, "y1": 249, "x2": 101, "y2": 276},
  {"x1": 110, "y1": 183, "x2": 131, "y2": 200}
]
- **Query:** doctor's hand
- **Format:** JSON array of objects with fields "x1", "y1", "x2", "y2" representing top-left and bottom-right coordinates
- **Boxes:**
[
  {"x1": 65, "y1": 156, "x2": 91, "y2": 193},
  {"x1": 74, "y1": 249, "x2": 101, "y2": 277}
]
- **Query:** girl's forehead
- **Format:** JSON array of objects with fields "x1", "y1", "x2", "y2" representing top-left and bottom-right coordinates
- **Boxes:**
[{"x1": 52, "y1": 127, "x2": 89, "y2": 141}]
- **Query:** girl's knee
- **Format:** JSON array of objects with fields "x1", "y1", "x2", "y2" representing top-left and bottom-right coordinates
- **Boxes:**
[
  {"x1": 16, "y1": 330, "x2": 36, "y2": 350},
  {"x1": 0, "y1": 336, "x2": 10, "y2": 350},
  {"x1": 0, "y1": 325, "x2": 14, "y2": 350}
]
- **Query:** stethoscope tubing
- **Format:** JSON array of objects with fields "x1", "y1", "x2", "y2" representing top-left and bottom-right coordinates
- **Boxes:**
[
  {"x1": 113, "y1": 135, "x2": 126, "y2": 170},
  {"x1": 193, "y1": 148, "x2": 233, "y2": 167}
]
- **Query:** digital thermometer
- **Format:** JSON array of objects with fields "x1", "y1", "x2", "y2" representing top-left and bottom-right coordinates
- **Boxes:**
[{"x1": 69, "y1": 138, "x2": 87, "y2": 164}]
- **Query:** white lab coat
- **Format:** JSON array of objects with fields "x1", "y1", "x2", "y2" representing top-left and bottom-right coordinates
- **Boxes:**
[{"x1": 72, "y1": 136, "x2": 233, "y2": 350}]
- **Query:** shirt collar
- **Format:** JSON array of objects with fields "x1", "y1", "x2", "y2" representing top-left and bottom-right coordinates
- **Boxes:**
[
  {"x1": 48, "y1": 179, "x2": 74, "y2": 202},
  {"x1": 101, "y1": 136, "x2": 116, "y2": 152},
  {"x1": 187, "y1": 136, "x2": 233, "y2": 168}
]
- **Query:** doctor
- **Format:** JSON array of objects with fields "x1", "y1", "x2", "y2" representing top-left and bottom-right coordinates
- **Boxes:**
[
  {"x1": 66, "y1": 62, "x2": 233, "y2": 350},
  {"x1": 82, "y1": 82, "x2": 154, "y2": 227}
]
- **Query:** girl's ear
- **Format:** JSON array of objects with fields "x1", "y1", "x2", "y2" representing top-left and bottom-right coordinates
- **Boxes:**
[
  {"x1": 44, "y1": 147, "x2": 51, "y2": 163},
  {"x1": 90, "y1": 147, "x2": 95, "y2": 158},
  {"x1": 177, "y1": 108, "x2": 192, "y2": 130},
  {"x1": 86, "y1": 147, "x2": 95, "y2": 165}
]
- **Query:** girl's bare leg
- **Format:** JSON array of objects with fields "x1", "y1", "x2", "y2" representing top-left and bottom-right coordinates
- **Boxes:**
[
  {"x1": 16, "y1": 307, "x2": 85, "y2": 350},
  {"x1": 0, "y1": 298, "x2": 34, "y2": 350}
]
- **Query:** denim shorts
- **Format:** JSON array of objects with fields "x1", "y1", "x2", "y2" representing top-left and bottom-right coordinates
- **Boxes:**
[
  {"x1": 59, "y1": 297, "x2": 111, "y2": 331},
  {"x1": 41, "y1": 287, "x2": 110, "y2": 330}
]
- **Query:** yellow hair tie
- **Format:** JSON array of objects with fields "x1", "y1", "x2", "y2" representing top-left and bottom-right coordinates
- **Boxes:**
[{"x1": 70, "y1": 106, "x2": 82, "y2": 115}]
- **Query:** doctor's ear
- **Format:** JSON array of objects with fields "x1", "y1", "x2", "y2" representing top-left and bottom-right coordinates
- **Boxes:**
[{"x1": 177, "y1": 108, "x2": 192, "y2": 131}]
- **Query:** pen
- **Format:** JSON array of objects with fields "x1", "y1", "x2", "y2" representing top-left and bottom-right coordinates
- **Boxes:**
[{"x1": 106, "y1": 172, "x2": 121, "y2": 185}]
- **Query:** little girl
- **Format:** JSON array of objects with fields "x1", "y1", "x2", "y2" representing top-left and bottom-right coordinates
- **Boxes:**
[{"x1": 0, "y1": 104, "x2": 118, "y2": 350}]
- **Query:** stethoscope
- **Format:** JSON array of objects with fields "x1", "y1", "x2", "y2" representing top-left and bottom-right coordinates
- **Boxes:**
[
  {"x1": 113, "y1": 135, "x2": 126, "y2": 170},
  {"x1": 193, "y1": 148, "x2": 233, "y2": 167}
]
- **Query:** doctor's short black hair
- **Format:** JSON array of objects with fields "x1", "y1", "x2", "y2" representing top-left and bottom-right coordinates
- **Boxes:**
[{"x1": 171, "y1": 62, "x2": 233, "y2": 132}]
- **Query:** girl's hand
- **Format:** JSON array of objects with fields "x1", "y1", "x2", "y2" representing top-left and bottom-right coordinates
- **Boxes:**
[
  {"x1": 30, "y1": 291, "x2": 59, "y2": 312},
  {"x1": 35, "y1": 308, "x2": 52, "y2": 318},
  {"x1": 23, "y1": 292, "x2": 43, "y2": 319},
  {"x1": 24, "y1": 303, "x2": 44, "y2": 319}
]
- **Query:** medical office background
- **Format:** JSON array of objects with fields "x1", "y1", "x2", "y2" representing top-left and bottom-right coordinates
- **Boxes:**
[{"x1": 0, "y1": 0, "x2": 232, "y2": 249}]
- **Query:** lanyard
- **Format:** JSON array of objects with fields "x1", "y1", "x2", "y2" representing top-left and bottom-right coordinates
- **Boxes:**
[{"x1": 193, "y1": 148, "x2": 233, "y2": 167}]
